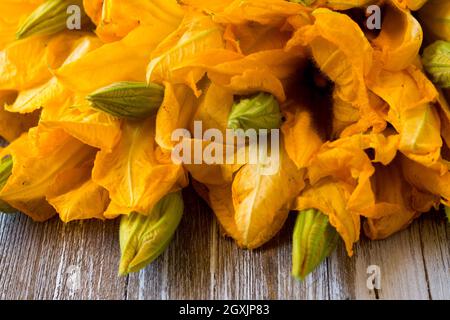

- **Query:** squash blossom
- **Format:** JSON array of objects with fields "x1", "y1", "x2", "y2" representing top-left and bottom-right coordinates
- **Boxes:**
[
  {"x1": 292, "y1": 209, "x2": 339, "y2": 280},
  {"x1": 16, "y1": 0, "x2": 89, "y2": 39},
  {"x1": 119, "y1": 191, "x2": 184, "y2": 275},
  {"x1": 422, "y1": 41, "x2": 450, "y2": 88},
  {"x1": 227, "y1": 92, "x2": 282, "y2": 130}
]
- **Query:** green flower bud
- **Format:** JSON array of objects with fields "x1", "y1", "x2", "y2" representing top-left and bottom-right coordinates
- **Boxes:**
[
  {"x1": 87, "y1": 81, "x2": 165, "y2": 120},
  {"x1": 227, "y1": 92, "x2": 282, "y2": 131},
  {"x1": 16, "y1": 0, "x2": 89, "y2": 39},
  {"x1": 445, "y1": 206, "x2": 450, "y2": 222},
  {"x1": 422, "y1": 41, "x2": 450, "y2": 88},
  {"x1": 292, "y1": 209, "x2": 339, "y2": 280},
  {"x1": 119, "y1": 191, "x2": 184, "y2": 275},
  {"x1": 0, "y1": 156, "x2": 16, "y2": 213}
]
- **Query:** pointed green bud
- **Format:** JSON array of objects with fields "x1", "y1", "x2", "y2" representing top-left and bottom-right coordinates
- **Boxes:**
[
  {"x1": 422, "y1": 41, "x2": 450, "y2": 88},
  {"x1": 86, "y1": 81, "x2": 165, "y2": 120},
  {"x1": 445, "y1": 206, "x2": 450, "y2": 222},
  {"x1": 16, "y1": 0, "x2": 89, "y2": 39},
  {"x1": 227, "y1": 92, "x2": 282, "y2": 131},
  {"x1": 292, "y1": 209, "x2": 339, "y2": 280},
  {"x1": 119, "y1": 191, "x2": 184, "y2": 275},
  {"x1": 0, "y1": 156, "x2": 16, "y2": 213}
]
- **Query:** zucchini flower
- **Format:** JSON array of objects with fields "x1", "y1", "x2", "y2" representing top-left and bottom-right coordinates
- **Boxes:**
[{"x1": 119, "y1": 191, "x2": 184, "y2": 275}]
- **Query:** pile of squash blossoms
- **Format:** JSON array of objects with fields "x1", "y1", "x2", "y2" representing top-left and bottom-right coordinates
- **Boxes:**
[{"x1": 0, "y1": 0, "x2": 449, "y2": 278}]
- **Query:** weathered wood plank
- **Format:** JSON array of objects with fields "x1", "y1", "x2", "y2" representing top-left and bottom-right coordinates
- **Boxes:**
[
  {"x1": 126, "y1": 187, "x2": 214, "y2": 299},
  {"x1": 272, "y1": 215, "x2": 330, "y2": 300},
  {"x1": 354, "y1": 219, "x2": 430, "y2": 300},
  {"x1": 418, "y1": 212, "x2": 450, "y2": 300},
  {"x1": 327, "y1": 243, "x2": 356, "y2": 300},
  {"x1": 0, "y1": 212, "x2": 126, "y2": 299}
]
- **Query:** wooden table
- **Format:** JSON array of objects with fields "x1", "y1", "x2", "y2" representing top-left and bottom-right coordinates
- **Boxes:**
[{"x1": 0, "y1": 186, "x2": 448, "y2": 300}]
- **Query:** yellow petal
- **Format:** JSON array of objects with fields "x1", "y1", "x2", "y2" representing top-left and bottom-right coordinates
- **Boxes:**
[
  {"x1": 46, "y1": 160, "x2": 109, "y2": 222},
  {"x1": 92, "y1": 118, "x2": 188, "y2": 218},
  {"x1": 307, "y1": 133, "x2": 400, "y2": 220},
  {"x1": 0, "y1": 90, "x2": 39, "y2": 142},
  {"x1": 325, "y1": 0, "x2": 376, "y2": 10},
  {"x1": 82, "y1": 0, "x2": 103, "y2": 26},
  {"x1": 191, "y1": 81, "x2": 233, "y2": 133},
  {"x1": 281, "y1": 102, "x2": 323, "y2": 168},
  {"x1": 398, "y1": 0, "x2": 428, "y2": 11},
  {"x1": 182, "y1": 139, "x2": 246, "y2": 186},
  {"x1": 372, "y1": 2, "x2": 423, "y2": 71},
  {"x1": 419, "y1": 0, "x2": 450, "y2": 41},
  {"x1": 155, "y1": 83, "x2": 198, "y2": 151},
  {"x1": 362, "y1": 159, "x2": 426, "y2": 239},
  {"x1": 0, "y1": 0, "x2": 44, "y2": 49},
  {"x1": 224, "y1": 23, "x2": 292, "y2": 55},
  {"x1": 232, "y1": 146, "x2": 305, "y2": 248},
  {"x1": 363, "y1": 209, "x2": 418, "y2": 240},
  {"x1": 7, "y1": 35, "x2": 103, "y2": 114},
  {"x1": 436, "y1": 89, "x2": 450, "y2": 148},
  {"x1": 57, "y1": 24, "x2": 178, "y2": 93},
  {"x1": 211, "y1": 0, "x2": 310, "y2": 26},
  {"x1": 368, "y1": 66, "x2": 443, "y2": 170},
  {"x1": 308, "y1": 135, "x2": 375, "y2": 187},
  {"x1": 331, "y1": 92, "x2": 360, "y2": 138},
  {"x1": 93, "y1": 0, "x2": 183, "y2": 42},
  {"x1": 147, "y1": 13, "x2": 226, "y2": 95},
  {"x1": 41, "y1": 98, "x2": 122, "y2": 152},
  {"x1": 206, "y1": 49, "x2": 304, "y2": 101},
  {"x1": 207, "y1": 183, "x2": 241, "y2": 240},
  {"x1": 0, "y1": 35, "x2": 51, "y2": 90},
  {"x1": 401, "y1": 155, "x2": 450, "y2": 205}
]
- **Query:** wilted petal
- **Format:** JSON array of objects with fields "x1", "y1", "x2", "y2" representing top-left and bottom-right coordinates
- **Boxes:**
[
  {"x1": 372, "y1": 2, "x2": 423, "y2": 71},
  {"x1": 46, "y1": 161, "x2": 109, "y2": 222},
  {"x1": 295, "y1": 178, "x2": 359, "y2": 256},
  {"x1": 232, "y1": 146, "x2": 305, "y2": 248}
]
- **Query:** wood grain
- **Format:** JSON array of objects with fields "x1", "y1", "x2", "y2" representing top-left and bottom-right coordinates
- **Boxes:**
[{"x1": 0, "y1": 186, "x2": 448, "y2": 300}]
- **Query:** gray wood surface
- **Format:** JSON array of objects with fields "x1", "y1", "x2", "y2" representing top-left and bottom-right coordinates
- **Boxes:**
[{"x1": 0, "y1": 186, "x2": 448, "y2": 300}]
